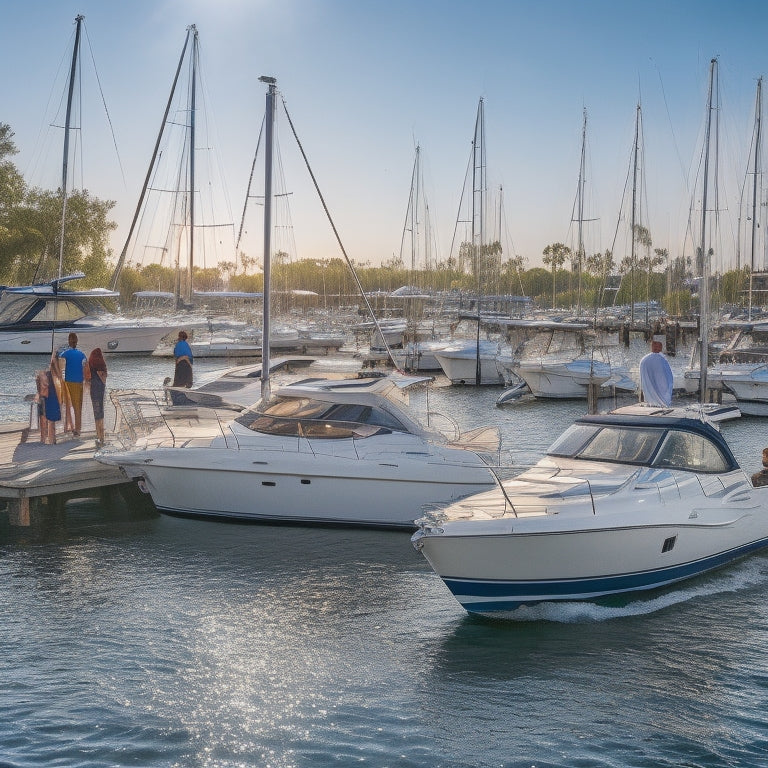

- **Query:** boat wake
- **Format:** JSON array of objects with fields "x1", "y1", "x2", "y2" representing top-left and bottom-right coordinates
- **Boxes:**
[{"x1": 486, "y1": 558, "x2": 768, "y2": 623}]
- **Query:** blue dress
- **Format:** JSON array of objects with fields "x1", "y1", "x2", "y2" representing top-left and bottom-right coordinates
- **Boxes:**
[{"x1": 44, "y1": 371, "x2": 61, "y2": 422}]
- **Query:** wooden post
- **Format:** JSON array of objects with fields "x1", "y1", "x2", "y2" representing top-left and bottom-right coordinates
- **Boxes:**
[
  {"x1": 587, "y1": 382, "x2": 599, "y2": 414},
  {"x1": 8, "y1": 494, "x2": 30, "y2": 526}
]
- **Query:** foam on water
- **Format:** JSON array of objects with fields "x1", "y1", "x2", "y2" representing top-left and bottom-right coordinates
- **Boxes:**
[{"x1": 489, "y1": 556, "x2": 768, "y2": 624}]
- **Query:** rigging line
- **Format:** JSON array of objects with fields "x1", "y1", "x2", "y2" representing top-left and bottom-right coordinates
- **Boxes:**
[
  {"x1": 82, "y1": 22, "x2": 126, "y2": 189},
  {"x1": 607, "y1": 124, "x2": 637, "y2": 306},
  {"x1": 652, "y1": 57, "x2": 689, "y2": 194},
  {"x1": 110, "y1": 27, "x2": 192, "y2": 289},
  {"x1": 448, "y1": 147, "x2": 474, "y2": 271},
  {"x1": 236, "y1": 116, "x2": 265, "y2": 251},
  {"x1": 279, "y1": 95, "x2": 399, "y2": 370}
]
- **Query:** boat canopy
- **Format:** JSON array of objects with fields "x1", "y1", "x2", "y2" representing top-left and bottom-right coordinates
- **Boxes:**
[{"x1": 547, "y1": 413, "x2": 739, "y2": 473}]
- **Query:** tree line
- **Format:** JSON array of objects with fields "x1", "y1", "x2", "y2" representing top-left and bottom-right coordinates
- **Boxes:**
[{"x1": 0, "y1": 122, "x2": 751, "y2": 315}]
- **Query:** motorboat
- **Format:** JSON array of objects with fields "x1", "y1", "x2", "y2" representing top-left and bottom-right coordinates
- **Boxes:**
[
  {"x1": 512, "y1": 324, "x2": 636, "y2": 399},
  {"x1": 434, "y1": 339, "x2": 517, "y2": 386},
  {"x1": 412, "y1": 402, "x2": 767, "y2": 615},
  {"x1": 682, "y1": 363, "x2": 768, "y2": 416},
  {"x1": 98, "y1": 78, "x2": 500, "y2": 529},
  {"x1": 99, "y1": 373, "x2": 500, "y2": 528},
  {"x1": 0, "y1": 274, "x2": 174, "y2": 354}
]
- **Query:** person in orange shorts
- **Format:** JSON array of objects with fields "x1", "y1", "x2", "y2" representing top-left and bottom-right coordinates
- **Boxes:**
[{"x1": 57, "y1": 332, "x2": 90, "y2": 437}]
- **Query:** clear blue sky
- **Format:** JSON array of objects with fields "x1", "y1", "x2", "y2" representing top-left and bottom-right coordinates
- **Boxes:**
[{"x1": 3, "y1": 0, "x2": 768, "y2": 274}]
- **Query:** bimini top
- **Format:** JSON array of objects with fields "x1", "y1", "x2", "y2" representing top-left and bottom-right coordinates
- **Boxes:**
[
  {"x1": 1, "y1": 273, "x2": 119, "y2": 299},
  {"x1": 547, "y1": 411, "x2": 740, "y2": 474}
]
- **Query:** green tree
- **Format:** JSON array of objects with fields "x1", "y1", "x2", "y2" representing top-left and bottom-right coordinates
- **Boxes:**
[{"x1": 542, "y1": 242, "x2": 570, "y2": 309}]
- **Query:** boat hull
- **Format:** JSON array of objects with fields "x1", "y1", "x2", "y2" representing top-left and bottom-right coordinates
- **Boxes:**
[
  {"x1": 415, "y1": 510, "x2": 768, "y2": 614},
  {"x1": 0, "y1": 325, "x2": 172, "y2": 354},
  {"x1": 514, "y1": 360, "x2": 612, "y2": 399},
  {"x1": 109, "y1": 446, "x2": 496, "y2": 529}
]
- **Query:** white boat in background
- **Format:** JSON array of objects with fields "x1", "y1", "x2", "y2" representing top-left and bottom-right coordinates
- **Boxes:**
[
  {"x1": 434, "y1": 339, "x2": 516, "y2": 386},
  {"x1": 511, "y1": 323, "x2": 635, "y2": 399},
  {"x1": 0, "y1": 274, "x2": 173, "y2": 354},
  {"x1": 392, "y1": 339, "x2": 451, "y2": 372},
  {"x1": 412, "y1": 402, "x2": 762, "y2": 615}
]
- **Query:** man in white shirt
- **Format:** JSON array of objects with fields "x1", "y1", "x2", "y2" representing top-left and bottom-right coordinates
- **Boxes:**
[{"x1": 639, "y1": 340, "x2": 673, "y2": 406}]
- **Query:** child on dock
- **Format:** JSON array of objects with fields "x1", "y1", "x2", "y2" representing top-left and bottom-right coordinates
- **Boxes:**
[{"x1": 34, "y1": 364, "x2": 61, "y2": 444}]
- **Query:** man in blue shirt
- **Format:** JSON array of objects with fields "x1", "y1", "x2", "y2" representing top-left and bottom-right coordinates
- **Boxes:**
[{"x1": 58, "y1": 332, "x2": 89, "y2": 437}]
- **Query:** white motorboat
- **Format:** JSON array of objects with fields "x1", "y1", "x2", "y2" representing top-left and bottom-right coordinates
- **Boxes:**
[
  {"x1": 512, "y1": 324, "x2": 635, "y2": 399},
  {"x1": 434, "y1": 339, "x2": 516, "y2": 386},
  {"x1": 0, "y1": 274, "x2": 174, "y2": 354},
  {"x1": 412, "y1": 402, "x2": 766, "y2": 615},
  {"x1": 98, "y1": 78, "x2": 500, "y2": 529},
  {"x1": 100, "y1": 373, "x2": 500, "y2": 528}
]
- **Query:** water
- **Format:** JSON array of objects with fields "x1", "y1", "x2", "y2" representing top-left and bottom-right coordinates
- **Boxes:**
[{"x1": 3, "y1": 354, "x2": 768, "y2": 767}]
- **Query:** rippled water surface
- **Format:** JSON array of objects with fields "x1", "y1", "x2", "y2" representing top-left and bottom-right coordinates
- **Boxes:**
[{"x1": 3, "y1": 354, "x2": 768, "y2": 767}]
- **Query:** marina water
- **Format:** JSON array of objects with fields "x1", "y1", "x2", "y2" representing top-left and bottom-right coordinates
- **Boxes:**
[{"x1": 2, "y1": 354, "x2": 768, "y2": 767}]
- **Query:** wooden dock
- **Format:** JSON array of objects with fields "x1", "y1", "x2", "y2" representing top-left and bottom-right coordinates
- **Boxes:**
[{"x1": 0, "y1": 422, "x2": 128, "y2": 526}]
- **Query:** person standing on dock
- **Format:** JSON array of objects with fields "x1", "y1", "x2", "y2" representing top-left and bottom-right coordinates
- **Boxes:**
[
  {"x1": 88, "y1": 348, "x2": 108, "y2": 448},
  {"x1": 639, "y1": 340, "x2": 673, "y2": 407},
  {"x1": 171, "y1": 330, "x2": 193, "y2": 405},
  {"x1": 57, "y1": 332, "x2": 89, "y2": 437}
]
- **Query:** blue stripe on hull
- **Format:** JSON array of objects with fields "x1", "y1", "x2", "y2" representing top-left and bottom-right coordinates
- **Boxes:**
[{"x1": 442, "y1": 536, "x2": 768, "y2": 613}]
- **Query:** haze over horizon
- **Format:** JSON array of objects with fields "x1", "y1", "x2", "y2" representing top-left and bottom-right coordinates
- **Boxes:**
[{"x1": 3, "y1": 0, "x2": 768, "y2": 279}]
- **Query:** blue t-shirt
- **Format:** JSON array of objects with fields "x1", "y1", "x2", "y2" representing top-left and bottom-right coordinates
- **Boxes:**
[
  {"x1": 59, "y1": 347, "x2": 87, "y2": 383},
  {"x1": 174, "y1": 339, "x2": 193, "y2": 361}
]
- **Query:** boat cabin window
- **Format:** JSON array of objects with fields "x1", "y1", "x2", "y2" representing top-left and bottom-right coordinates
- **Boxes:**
[
  {"x1": 0, "y1": 295, "x2": 38, "y2": 324},
  {"x1": 578, "y1": 426, "x2": 662, "y2": 465},
  {"x1": 652, "y1": 430, "x2": 730, "y2": 473},
  {"x1": 34, "y1": 300, "x2": 88, "y2": 323},
  {"x1": 548, "y1": 422, "x2": 731, "y2": 472},
  {"x1": 235, "y1": 396, "x2": 409, "y2": 438}
]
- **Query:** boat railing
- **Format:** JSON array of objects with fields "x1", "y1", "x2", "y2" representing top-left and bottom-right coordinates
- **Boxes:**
[{"x1": 108, "y1": 388, "x2": 233, "y2": 449}]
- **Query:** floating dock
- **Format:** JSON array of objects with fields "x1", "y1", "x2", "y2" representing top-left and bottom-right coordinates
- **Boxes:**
[{"x1": 0, "y1": 423, "x2": 128, "y2": 526}]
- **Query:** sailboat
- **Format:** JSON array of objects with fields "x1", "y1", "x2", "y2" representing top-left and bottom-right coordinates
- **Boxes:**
[
  {"x1": 434, "y1": 98, "x2": 518, "y2": 386},
  {"x1": 0, "y1": 16, "x2": 172, "y2": 355},
  {"x1": 683, "y1": 76, "x2": 768, "y2": 413},
  {"x1": 411, "y1": 60, "x2": 768, "y2": 615},
  {"x1": 98, "y1": 77, "x2": 500, "y2": 528}
]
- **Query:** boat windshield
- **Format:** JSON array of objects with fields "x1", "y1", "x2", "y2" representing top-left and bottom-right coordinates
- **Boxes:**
[
  {"x1": 548, "y1": 423, "x2": 732, "y2": 472},
  {"x1": 0, "y1": 295, "x2": 39, "y2": 323},
  {"x1": 235, "y1": 396, "x2": 409, "y2": 438}
]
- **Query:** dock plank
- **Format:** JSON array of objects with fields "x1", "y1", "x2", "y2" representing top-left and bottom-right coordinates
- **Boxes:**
[{"x1": 0, "y1": 427, "x2": 126, "y2": 500}]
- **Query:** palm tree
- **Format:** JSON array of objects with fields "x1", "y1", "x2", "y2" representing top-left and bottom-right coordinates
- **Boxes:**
[{"x1": 542, "y1": 242, "x2": 570, "y2": 309}]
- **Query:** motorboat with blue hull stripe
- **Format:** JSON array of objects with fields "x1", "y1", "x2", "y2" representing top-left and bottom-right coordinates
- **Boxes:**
[
  {"x1": 412, "y1": 403, "x2": 768, "y2": 616},
  {"x1": 442, "y1": 534, "x2": 768, "y2": 613}
]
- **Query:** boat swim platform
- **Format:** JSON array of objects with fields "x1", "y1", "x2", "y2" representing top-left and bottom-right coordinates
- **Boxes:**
[{"x1": 0, "y1": 422, "x2": 129, "y2": 527}]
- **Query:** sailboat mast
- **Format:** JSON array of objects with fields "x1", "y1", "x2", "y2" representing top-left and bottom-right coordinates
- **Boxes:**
[
  {"x1": 629, "y1": 104, "x2": 640, "y2": 327},
  {"x1": 185, "y1": 25, "x2": 199, "y2": 307},
  {"x1": 749, "y1": 77, "x2": 762, "y2": 321},
  {"x1": 259, "y1": 76, "x2": 277, "y2": 402},
  {"x1": 699, "y1": 58, "x2": 717, "y2": 402},
  {"x1": 57, "y1": 14, "x2": 84, "y2": 283},
  {"x1": 472, "y1": 98, "x2": 485, "y2": 386},
  {"x1": 576, "y1": 108, "x2": 587, "y2": 317}
]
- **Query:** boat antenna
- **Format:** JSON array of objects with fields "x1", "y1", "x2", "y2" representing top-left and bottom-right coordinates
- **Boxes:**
[
  {"x1": 259, "y1": 75, "x2": 277, "y2": 402},
  {"x1": 110, "y1": 25, "x2": 194, "y2": 290}
]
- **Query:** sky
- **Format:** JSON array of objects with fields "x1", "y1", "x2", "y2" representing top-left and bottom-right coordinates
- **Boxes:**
[{"x1": 4, "y1": 0, "x2": 768, "y2": 276}]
